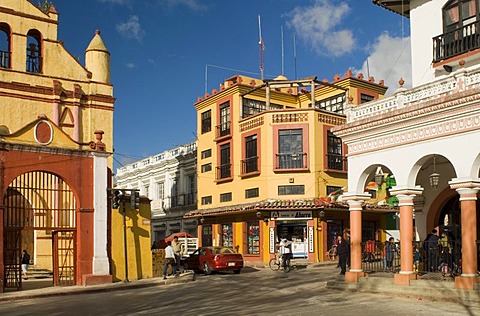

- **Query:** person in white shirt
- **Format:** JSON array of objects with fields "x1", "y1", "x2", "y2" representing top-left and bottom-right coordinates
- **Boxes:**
[
  {"x1": 280, "y1": 236, "x2": 292, "y2": 269},
  {"x1": 163, "y1": 241, "x2": 176, "y2": 279}
]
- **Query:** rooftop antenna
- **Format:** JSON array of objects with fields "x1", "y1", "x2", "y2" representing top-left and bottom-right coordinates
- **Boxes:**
[
  {"x1": 258, "y1": 15, "x2": 264, "y2": 80},
  {"x1": 293, "y1": 33, "x2": 297, "y2": 80},
  {"x1": 281, "y1": 26, "x2": 285, "y2": 76}
]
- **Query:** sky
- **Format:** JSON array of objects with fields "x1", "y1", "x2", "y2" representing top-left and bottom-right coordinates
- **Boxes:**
[{"x1": 50, "y1": 0, "x2": 412, "y2": 172}]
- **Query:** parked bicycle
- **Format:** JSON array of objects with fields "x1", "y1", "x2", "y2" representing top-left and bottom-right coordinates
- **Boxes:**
[{"x1": 269, "y1": 251, "x2": 292, "y2": 273}]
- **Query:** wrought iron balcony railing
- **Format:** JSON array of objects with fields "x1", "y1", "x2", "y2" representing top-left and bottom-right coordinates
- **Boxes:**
[
  {"x1": 0, "y1": 50, "x2": 10, "y2": 68},
  {"x1": 26, "y1": 55, "x2": 42, "y2": 73},
  {"x1": 215, "y1": 121, "x2": 231, "y2": 138},
  {"x1": 433, "y1": 21, "x2": 480, "y2": 63},
  {"x1": 275, "y1": 152, "x2": 306, "y2": 170},
  {"x1": 216, "y1": 163, "x2": 231, "y2": 180},
  {"x1": 326, "y1": 153, "x2": 347, "y2": 171},
  {"x1": 241, "y1": 156, "x2": 259, "y2": 174}
]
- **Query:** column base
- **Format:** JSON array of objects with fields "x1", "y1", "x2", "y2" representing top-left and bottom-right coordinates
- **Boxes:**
[
  {"x1": 394, "y1": 273, "x2": 417, "y2": 286},
  {"x1": 82, "y1": 274, "x2": 113, "y2": 286},
  {"x1": 455, "y1": 275, "x2": 480, "y2": 290},
  {"x1": 345, "y1": 271, "x2": 366, "y2": 283}
]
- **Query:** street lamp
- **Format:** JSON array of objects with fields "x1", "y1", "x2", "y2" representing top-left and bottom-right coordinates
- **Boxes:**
[{"x1": 429, "y1": 155, "x2": 440, "y2": 190}]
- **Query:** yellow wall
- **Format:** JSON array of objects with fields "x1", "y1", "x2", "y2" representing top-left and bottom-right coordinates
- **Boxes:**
[{"x1": 111, "y1": 200, "x2": 152, "y2": 281}]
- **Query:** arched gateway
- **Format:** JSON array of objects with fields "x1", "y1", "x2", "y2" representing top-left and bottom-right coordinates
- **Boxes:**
[
  {"x1": 3, "y1": 171, "x2": 76, "y2": 289},
  {"x1": 0, "y1": 118, "x2": 112, "y2": 292}
]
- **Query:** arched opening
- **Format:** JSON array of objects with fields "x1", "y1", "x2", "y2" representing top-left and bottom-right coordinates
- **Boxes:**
[
  {"x1": 26, "y1": 29, "x2": 42, "y2": 73},
  {"x1": 3, "y1": 171, "x2": 76, "y2": 291},
  {"x1": 0, "y1": 23, "x2": 11, "y2": 68}
]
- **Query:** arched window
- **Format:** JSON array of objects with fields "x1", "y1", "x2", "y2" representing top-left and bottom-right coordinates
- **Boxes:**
[
  {"x1": 26, "y1": 29, "x2": 42, "y2": 73},
  {"x1": 0, "y1": 23, "x2": 11, "y2": 68}
]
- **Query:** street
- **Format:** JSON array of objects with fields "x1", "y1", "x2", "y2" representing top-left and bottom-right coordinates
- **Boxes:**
[{"x1": 1, "y1": 265, "x2": 479, "y2": 316}]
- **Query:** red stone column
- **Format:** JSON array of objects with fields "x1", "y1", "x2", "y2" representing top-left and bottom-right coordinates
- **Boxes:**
[
  {"x1": 454, "y1": 188, "x2": 480, "y2": 290},
  {"x1": 345, "y1": 199, "x2": 365, "y2": 282},
  {"x1": 393, "y1": 194, "x2": 417, "y2": 286}
]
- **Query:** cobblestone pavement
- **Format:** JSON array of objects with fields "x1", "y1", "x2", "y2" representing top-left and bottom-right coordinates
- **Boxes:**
[{"x1": 0, "y1": 264, "x2": 479, "y2": 316}]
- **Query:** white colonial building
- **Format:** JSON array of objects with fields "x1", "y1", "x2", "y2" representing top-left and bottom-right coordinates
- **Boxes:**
[
  {"x1": 334, "y1": 0, "x2": 480, "y2": 290},
  {"x1": 115, "y1": 142, "x2": 198, "y2": 242}
]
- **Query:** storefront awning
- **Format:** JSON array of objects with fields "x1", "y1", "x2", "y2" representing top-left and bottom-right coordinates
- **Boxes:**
[{"x1": 184, "y1": 198, "x2": 397, "y2": 218}]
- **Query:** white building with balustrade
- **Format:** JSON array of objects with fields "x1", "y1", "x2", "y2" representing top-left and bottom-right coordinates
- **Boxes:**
[
  {"x1": 115, "y1": 142, "x2": 197, "y2": 243},
  {"x1": 334, "y1": 0, "x2": 480, "y2": 290}
]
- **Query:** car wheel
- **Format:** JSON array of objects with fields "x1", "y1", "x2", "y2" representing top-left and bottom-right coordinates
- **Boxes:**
[
  {"x1": 234, "y1": 269, "x2": 241, "y2": 274},
  {"x1": 203, "y1": 262, "x2": 211, "y2": 275}
]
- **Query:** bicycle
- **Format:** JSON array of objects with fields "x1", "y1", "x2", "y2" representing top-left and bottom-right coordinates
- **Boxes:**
[
  {"x1": 269, "y1": 252, "x2": 291, "y2": 272},
  {"x1": 327, "y1": 244, "x2": 338, "y2": 261}
]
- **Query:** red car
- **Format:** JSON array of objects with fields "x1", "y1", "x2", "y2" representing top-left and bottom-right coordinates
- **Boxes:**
[{"x1": 183, "y1": 247, "x2": 243, "y2": 275}]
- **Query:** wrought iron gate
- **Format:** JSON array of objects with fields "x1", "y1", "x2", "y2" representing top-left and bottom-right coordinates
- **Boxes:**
[{"x1": 3, "y1": 171, "x2": 76, "y2": 290}]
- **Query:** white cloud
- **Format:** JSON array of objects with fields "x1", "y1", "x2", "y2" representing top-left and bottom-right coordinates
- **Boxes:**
[
  {"x1": 287, "y1": 0, "x2": 354, "y2": 57},
  {"x1": 156, "y1": 0, "x2": 207, "y2": 11},
  {"x1": 125, "y1": 62, "x2": 136, "y2": 69},
  {"x1": 116, "y1": 15, "x2": 145, "y2": 42},
  {"x1": 356, "y1": 32, "x2": 412, "y2": 95},
  {"x1": 97, "y1": 0, "x2": 131, "y2": 5}
]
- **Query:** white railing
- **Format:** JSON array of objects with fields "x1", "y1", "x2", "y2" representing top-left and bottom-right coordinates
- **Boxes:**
[
  {"x1": 116, "y1": 141, "x2": 197, "y2": 176},
  {"x1": 346, "y1": 67, "x2": 480, "y2": 123}
]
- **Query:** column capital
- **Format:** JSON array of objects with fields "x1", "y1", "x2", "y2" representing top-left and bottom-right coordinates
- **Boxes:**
[
  {"x1": 389, "y1": 186, "x2": 423, "y2": 197},
  {"x1": 342, "y1": 192, "x2": 371, "y2": 211},
  {"x1": 449, "y1": 177, "x2": 480, "y2": 190}
]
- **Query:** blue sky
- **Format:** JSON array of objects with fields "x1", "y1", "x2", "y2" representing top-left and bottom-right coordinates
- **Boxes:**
[{"x1": 51, "y1": 0, "x2": 411, "y2": 171}]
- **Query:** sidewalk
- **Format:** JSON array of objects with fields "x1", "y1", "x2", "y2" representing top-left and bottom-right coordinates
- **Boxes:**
[{"x1": 0, "y1": 272, "x2": 195, "y2": 302}]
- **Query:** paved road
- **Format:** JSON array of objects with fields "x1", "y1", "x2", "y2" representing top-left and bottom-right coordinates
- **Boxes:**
[{"x1": 1, "y1": 265, "x2": 479, "y2": 316}]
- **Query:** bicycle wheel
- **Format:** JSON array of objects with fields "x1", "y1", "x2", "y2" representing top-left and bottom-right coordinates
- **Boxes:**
[
  {"x1": 328, "y1": 248, "x2": 337, "y2": 261},
  {"x1": 269, "y1": 258, "x2": 280, "y2": 271},
  {"x1": 283, "y1": 258, "x2": 291, "y2": 273}
]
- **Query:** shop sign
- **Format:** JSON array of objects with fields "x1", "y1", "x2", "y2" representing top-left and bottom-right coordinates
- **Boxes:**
[
  {"x1": 271, "y1": 210, "x2": 312, "y2": 220},
  {"x1": 308, "y1": 226, "x2": 314, "y2": 252},
  {"x1": 269, "y1": 227, "x2": 276, "y2": 253}
]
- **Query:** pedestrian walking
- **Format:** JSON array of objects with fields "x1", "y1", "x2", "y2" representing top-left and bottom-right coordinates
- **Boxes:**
[
  {"x1": 385, "y1": 237, "x2": 397, "y2": 272},
  {"x1": 171, "y1": 236, "x2": 182, "y2": 273},
  {"x1": 21, "y1": 250, "x2": 30, "y2": 280},
  {"x1": 163, "y1": 241, "x2": 176, "y2": 279},
  {"x1": 336, "y1": 235, "x2": 349, "y2": 275}
]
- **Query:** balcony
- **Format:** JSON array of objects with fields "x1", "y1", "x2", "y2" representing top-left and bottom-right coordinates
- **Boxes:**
[
  {"x1": 433, "y1": 21, "x2": 480, "y2": 63},
  {"x1": 275, "y1": 152, "x2": 307, "y2": 170},
  {"x1": 171, "y1": 193, "x2": 196, "y2": 208},
  {"x1": 326, "y1": 153, "x2": 347, "y2": 172},
  {"x1": 241, "y1": 156, "x2": 259, "y2": 175},
  {"x1": 215, "y1": 121, "x2": 231, "y2": 139},
  {"x1": 26, "y1": 55, "x2": 42, "y2": 73},
  {"x1": 216, "y1": 163, "x2": 231, "y2": 180},
  {"x1": 0, "y1": 50, "x2": 10, "y2": 68}
]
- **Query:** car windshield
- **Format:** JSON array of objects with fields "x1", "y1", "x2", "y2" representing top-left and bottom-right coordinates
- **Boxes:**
[{"x1": 211, "y1": 247, "x2": 235, "y2": 254}]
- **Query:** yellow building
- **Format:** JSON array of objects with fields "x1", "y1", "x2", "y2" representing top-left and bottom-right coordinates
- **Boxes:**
[
  {"x1": 0, "y1": 1, "x2": 115, "y2": 289},
  {"x1": 186, "y1": 72, "x2": 389, "y2": 265}
]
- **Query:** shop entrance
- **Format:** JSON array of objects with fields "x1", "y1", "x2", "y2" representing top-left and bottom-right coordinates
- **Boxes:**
[{"x1": 276, "y1": 221, "x2": 308, "y2": 258}]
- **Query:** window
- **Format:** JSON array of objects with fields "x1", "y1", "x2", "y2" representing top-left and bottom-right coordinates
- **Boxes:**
[
  {"x1": 157, "y1": 182, "x2": 164, "y2": 200},
  {"x1": 201, "y1": 163, "x2": 212, "y2": 173},
  {"x1": 201, "y1": 196, "x2": 212, "y2": 205},
  {"x1": 186, "y1": 175, "x2": 195, "y2": 205},
  {"x1": 221, "y1": 223, "x2": 233, "y2": 248},
  {"x1": 327, "y1": 131, "x2": 343, "y2": 170},
  {"x1": 201, "y1": 110, "x2": 211, "y2": 134},
  {"x1": 369, "y1": 189, "x2": 377, "y2": 199},
  {"x1": 220, "y1": 192, "x2": 232, "y2": 202},
  {"x1": 278, "y1": 185, "x2": 305, "y2": 195},
  {"x1": 242, "y1": 135, "x2": 258, "y2": 174},
  {"x1": 0, "y1": 23, "x2": 11, "y2": 69},
  {"x1": 327, "y1": 186, "x2": 342, "y2": 196},
  {"x1": 217, "y1": 143, "x2": 231, "y2": 179},
  {"x1": 26, "y1": 29, "x2": 42, "y2": 73},
  {"x1": 242, "y1": 98, "x2": 282, "y2": 118},
  {"x1": 245, "y1": 188, "x2": 259, "y2": 199},
  {"x1": 315, "y1": 94, "x2": 346, "y2": 113},
  {"x1": 444, "y1": 0, "x2": 477, "y2": 32},
  {"x1": 277, "y1": 129, "x2": 304, "y2": 169},
  {"x1": 360, "y1": 93, "x2": 374, "y2": 104},
  {"x1": 201, "y1": 149, "x2": 212, "y2": 159},
  {"x1": 247, "y1": 221, "x2": 260, "y2": 255},
  {"x1": 218, "y1": 101, "x2": 231, "y2": 137},
  {"x1": 171, "y1": 178, "x2": 179, "y2": 207}
]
